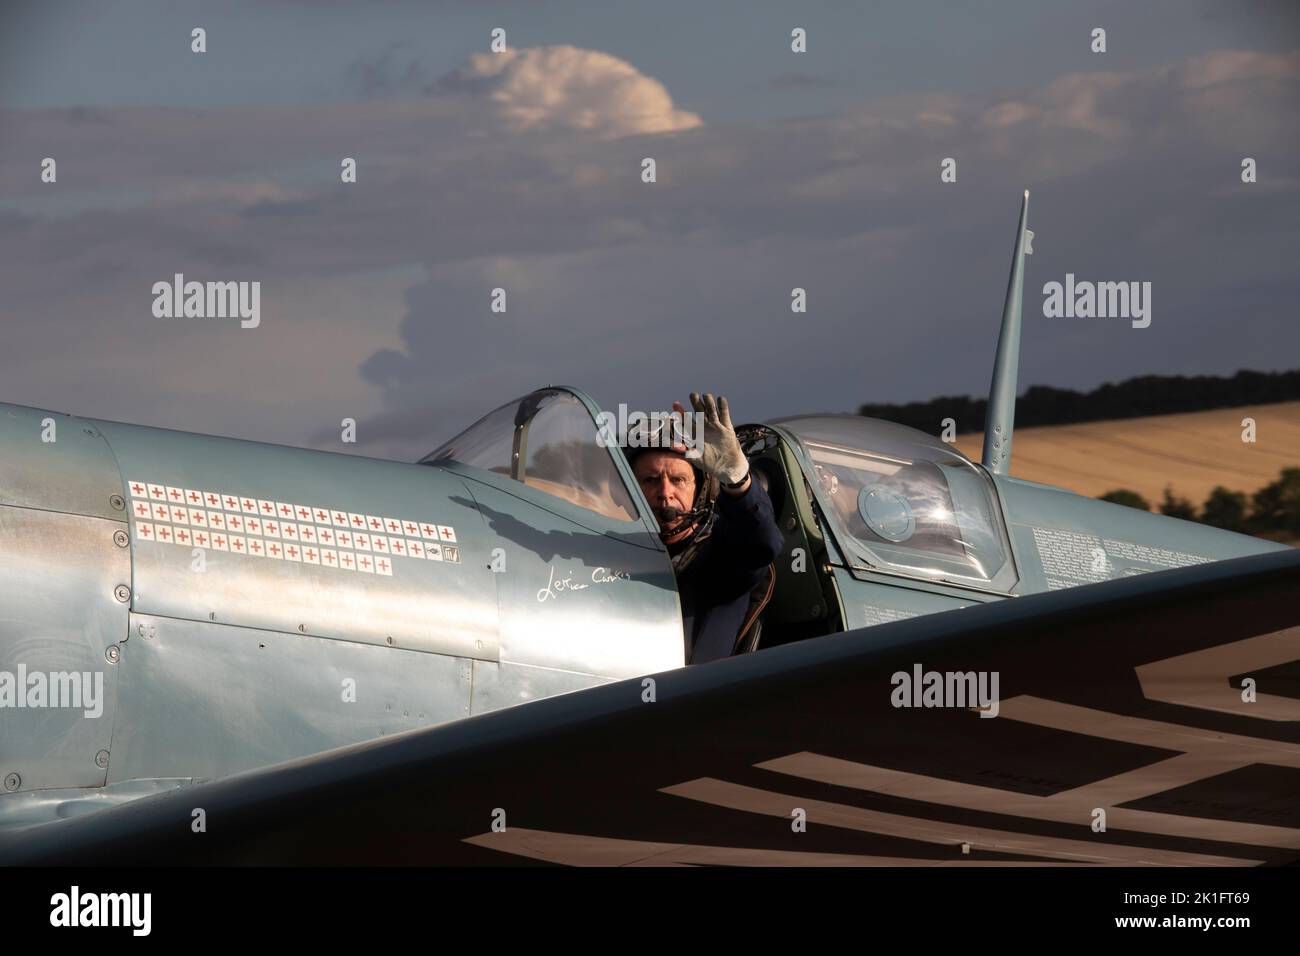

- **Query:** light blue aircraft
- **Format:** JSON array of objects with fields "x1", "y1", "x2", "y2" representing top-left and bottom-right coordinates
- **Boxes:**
[{"x1": 1, "y1": 194, "x2": 1294, "y2": 865}]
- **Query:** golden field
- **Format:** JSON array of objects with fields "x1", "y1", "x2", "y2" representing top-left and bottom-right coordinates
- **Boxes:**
[{"x1": 954, "y1": 401, "x2": 1300, "y2": 507}]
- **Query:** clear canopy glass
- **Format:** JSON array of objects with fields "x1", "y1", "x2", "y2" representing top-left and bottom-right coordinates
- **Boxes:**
[
  {"x1": 422, "y1": 390, "x2": 639, "y2": 522},
  {"x1": 772, "y1": 415, "x2": 1016, "y2": 591}
]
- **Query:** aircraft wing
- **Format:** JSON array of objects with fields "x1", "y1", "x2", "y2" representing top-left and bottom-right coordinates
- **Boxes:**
[{"x1": 3, "y1": 548, "x2": 1298, "y2": 866}]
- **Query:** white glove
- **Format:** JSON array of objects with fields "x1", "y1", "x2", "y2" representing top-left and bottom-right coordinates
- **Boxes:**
[{"x1": 677, "y1": 393, "x2": 749, "y2": 487}]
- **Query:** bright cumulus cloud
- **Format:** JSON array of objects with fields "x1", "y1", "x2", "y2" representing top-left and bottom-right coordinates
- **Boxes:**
[{"x1": 434, "y1": 45, "x2": 703, "y2": 139}]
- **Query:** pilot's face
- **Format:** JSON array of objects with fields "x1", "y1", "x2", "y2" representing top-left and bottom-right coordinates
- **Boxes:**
[{"x1": 633, "y1": 451, "x2": 697, "y2": 533}]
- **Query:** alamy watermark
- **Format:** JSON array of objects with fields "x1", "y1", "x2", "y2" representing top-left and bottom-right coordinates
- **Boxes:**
[
  {"x1": 50, "y1": 886, "x2": 151, "y2": 936},
  {"x1": 151, "y1": 273, "x2": 260, "y2": 328},
  {"x1": 0, "y1": 666, "x2": 104, "y2": 718},
  {"x1": 1042, "y1": 273, "x2": 1151, "y2": 329},
  {"x1": 891, "y1": 664, "x2": 1000, "y2": 718}
]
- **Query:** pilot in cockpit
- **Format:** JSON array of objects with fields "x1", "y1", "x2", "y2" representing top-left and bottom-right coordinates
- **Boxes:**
[{"x1": 626, "y1": 393, "x2": 784, "y2": 664}]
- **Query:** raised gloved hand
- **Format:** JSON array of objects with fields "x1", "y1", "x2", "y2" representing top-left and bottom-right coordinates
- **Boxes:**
[{"x1": 673, "y1": 393, "x2": 750, "y2": 488}]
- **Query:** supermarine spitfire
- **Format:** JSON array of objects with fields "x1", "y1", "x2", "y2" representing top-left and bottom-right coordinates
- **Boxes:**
[{"x1": 1, "y1": 194, "x2": 1296, "y2": 865}]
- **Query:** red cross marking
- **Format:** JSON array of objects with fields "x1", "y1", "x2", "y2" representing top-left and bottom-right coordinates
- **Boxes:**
[
  {"x1": 297, "y1": 507, "x2": 310, "y2": 520},
  {"x1": 392, "y1": 540, "x2": 405, "y2": 554},
  {"x1": 207, "y1": 493, "x2": 219, "y2": 506},
  {"x1": 159, "y1": 527, "x2": 172, "y2": 540},
  {"x1": 195, "y1": 532, "x2": 208, "y2": 546},
  {"x1": 131, "y1": 483, "x2": 145, "y2": 495},
  {"x1": 387, "y1": 520, "x2": 399, "y2": 532},
  {"x1": 440, "y1": 527, "x2": 453, "y2": 539},
  {"x1": 225, "y1": 496, "x2": 238, "y2": 509},
  {"x1": 140, "y1": 525, "x2": 152, "y2": 538},
  {"x1": 279, "y1": 504, "x2": 292, "y2": 516},
  {"x1": 261, "y1": 501, "x2": 274, "y2": 513},
  {"x1": 169, "y1": 489, "x2": 182, "y2": 500},
  {"x1": 324, "y1": 551, "x2": 336, "y2": 564},
  {"x1": 378, "y1": 559, "x2": 389, "y2": 572},
  {"x1": 232, "y1": 538, "x2": 244, "y2": 551},
  {"x1": 315, "y1": 509, "x2": 329, "y2": 522},
  {"x1": 242, "y1": 499, "x2": 255, "y2": 510},
  {"x1": 188, "y1": 491, "x2": 200, "y2": 503},
  {"x1": 342, "y1": 554, "x2": 354, "y2": 567},
  {"x1": 269, "y1": 543, "x2": 281, "y2": 556},
  {"x1": 250, "y1": 540, "x2": 262, "y2": 554},
  {"x1": 404, "y1": 521, "x2": 418, "y2": 535},
  {"x1": 360, "y1": 556, "x2": 371, "y2": 570},
  {"x1": 421, "y1": 524, "x2": 435, "y2": 536},
  {"x1": 177, "y1": 529, "x2": 190, "y2": 544},
  {"x1": 214, "y1": 535, "x2": 225, "y2": 547},
  {"x1": 369, "y1": 517, "x2": 382, "y2": 530}
]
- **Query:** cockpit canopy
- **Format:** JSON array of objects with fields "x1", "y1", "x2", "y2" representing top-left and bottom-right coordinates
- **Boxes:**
[
  {"x1": 421, "y1": 389, "x2": 640, "y2": 523},
  {"x1": 772, "y1": 415, "x2": 1017, "y2": 592},
  {"x1": 422, "y1": 392, "x2": 1016, "y2": 590}
]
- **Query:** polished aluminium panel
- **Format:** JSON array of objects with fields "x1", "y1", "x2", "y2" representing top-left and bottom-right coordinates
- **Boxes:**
[
  {"x1": 11, "y1": 549, "x2": 1297, "y2": 866},
  {"x1": 89, "y1": 416, "x2": 500, "y2": 661},
  {"x1": 832, "y1": 570, "x2": 975, "y2": 631},
  {"x1": 0, "y1": 403, "x2": 127, "y2": 520},
  {"x1": 471, "y1": 659, "x2": 613, "y2": 717},
  {"x1": 0, "y1": 778, "x2": 192, "y2": 829},
  {"x1": 0, "y1": 505, "x2": 127, "y2": 792},
  {"x1": 110, "y1": 613, "x2": 473, "y2": 783},
  {"x1": 450, "y1": 466, "x2": 683, "y2": 680},
  {"x1": 993, "y1": 476, "x2": 1290, "y2": 595}
]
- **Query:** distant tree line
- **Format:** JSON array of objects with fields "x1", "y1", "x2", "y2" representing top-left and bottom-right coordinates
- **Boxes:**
[
  {"x1": 1100, "y1": 468, "x2": 1300, "y2": 543},
  {"x1": 858, "y1": 369, "x2": 1300, "y2": 435}
]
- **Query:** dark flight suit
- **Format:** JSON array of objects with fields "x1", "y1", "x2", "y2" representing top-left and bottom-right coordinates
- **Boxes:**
[{"x1": 669, "y1": 480, "x2": 784, "y2": 664}]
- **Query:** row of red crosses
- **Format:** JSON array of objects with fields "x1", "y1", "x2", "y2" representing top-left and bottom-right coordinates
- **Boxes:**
[
  {"x1": 131, "y1": 522, "x2": 419, "y2": 574},
  {"x1": 130, "y1": 483, "x2": 457, "y2": 542}
]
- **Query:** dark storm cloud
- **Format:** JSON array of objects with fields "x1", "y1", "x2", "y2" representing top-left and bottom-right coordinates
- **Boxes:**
[
  {"x1": 1, "y1": 42, "x2": 1297, "y2": 461},
  {"x1": 341, "y1": 48, "x2": 1300, "y2": 457}
]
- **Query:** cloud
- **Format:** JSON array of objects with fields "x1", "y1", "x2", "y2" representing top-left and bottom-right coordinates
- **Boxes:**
[
  {"x1": 0, "y1": 46, "x2": 1297, "y2": 462},
  {"x1": 348, "y1": 49, "x2": 1300, "y2": 457},
  {"x1": 431, "y1": 45, "x2": 703, "y2": 139}
]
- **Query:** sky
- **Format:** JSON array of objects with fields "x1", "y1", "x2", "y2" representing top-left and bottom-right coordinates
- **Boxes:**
[{"x1": 1, "y1": 0, "x2": 1297, "y2": 460}]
